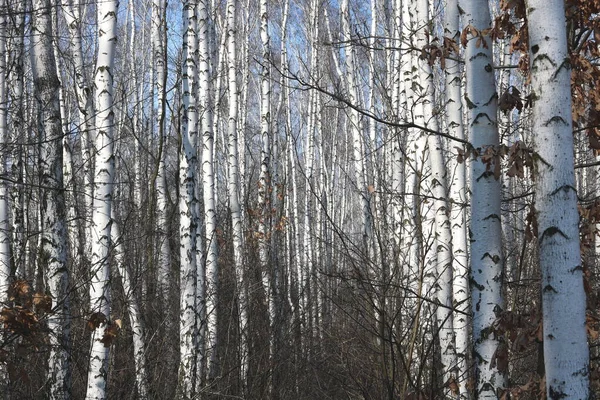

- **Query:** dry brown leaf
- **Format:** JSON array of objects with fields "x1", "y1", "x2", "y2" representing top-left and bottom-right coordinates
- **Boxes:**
[{"x1": 87, "y1": 312, "x2": 107, "y2": 330}]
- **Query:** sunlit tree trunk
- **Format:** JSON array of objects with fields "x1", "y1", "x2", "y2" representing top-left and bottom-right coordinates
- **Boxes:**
[
  {"x1": 198, "y1": 0, "x2": 220, "y2": 390},
  {"x1": 63, "y1": 0, "x2": 95, "y2": 262},
  {"x1": 341, "y1": 0, "x2": 371, "y2": 256},
  {"x1": 152, "y1": 0, "x2": 170, "y2": 303},
  {"x1": 0, "y1": 0, "x2": 10, "y2": 297},
  {"x1": 258, "y1": 0, "x2": 274, "y2": 361},
  {"x1": 226, "y1": 0, "x2": 244, "y2": 380},
  {"x1": 111, "y1": 213, "x2": 148, "y2": 399},
  {"x1": 8, "y1": 0, "x2": 26, "y2": 277},
  {"x1": 461, "y1": 0, "x2": 506, "y2": 397},
  {"x1": 526, "y1": 0, "x2": 590, "y2": 397},
  {"x1": 444, "y1": 0, "x2": 470, "y2": 397},
  {"x1": 32, "y1": 0, "x2": 71, "y2": 397},
  {"x1": 85, "y1": 0, "x2": 118, "y2": 397},
  {"x1": 178, "y1": 0, "x2": 199, "y2": 397}
]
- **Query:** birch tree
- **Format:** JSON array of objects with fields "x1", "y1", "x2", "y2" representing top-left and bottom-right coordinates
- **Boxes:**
[
  {"x1": 111, "y1": 213, "x2": 148, "y2": 399},
  {"x1": 226, "y1": 0, "x2": 247, "y2": 381},
  {"x1": 258, "y1": 0, "x2": 274, "y2": 357},
  {"x1": 153, "y1": 0, "x2": 171, "y2": 303},
  {"x1": 527, "y1": 0, "x2": 590, "y2": 397},
  {"x1": 198, "y1": 0, "x2": 219, "y2": 388},
  {"x1": 31, "y1": 0, "x2": 71, "y2": 397},
  {"x1": 8, "y1": 0, "x2": 26, "y2": 277},
  {"x1": 86, "y1": 0, "x2": 118, "y2": 397},
  {"x1": 0, "y1": 0, "x2": 9, "y2": 297},
  {"x1": 444, "y1": 0, "x2": 470, "y2": 396},
  {"x1": 178, "y1": 0, "x2": 199, "y2": 396},
  {"x1": 461, "y1": 0, "x2": 507, "y2": 397},
  {"x1": 63, "y1": 0, "x2": 95, "y2": 262}
]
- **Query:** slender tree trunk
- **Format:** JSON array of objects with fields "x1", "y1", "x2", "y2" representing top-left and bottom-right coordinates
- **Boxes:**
[
  {"x1": 526, "y1": 0, "x2": 590, "y2": 397},
  {"x1": 444, "y1": 1, "x2": 470, "y2": 397},
  {"x1": 111, "y1": 214, "x2": 148, "y2": 399},
  {"x1": 178, "y1": 0, "x2": 199, "y2": 397},
  {"x1": 153, "y1": 0, "x2": 170, "y2": 303},
  {"x1": 85, "y1": 0, "x2": 118, "y2": 397},
  {"x1": 63, "y1": 0, "x2": 95, "y2": 264},
  {"x1": 31, "y1": 0, "x2": 71, "y2": 397},
  {"x1": 0, "y1": 0, "x2": 10, "y2": 298},
  {"x1": 226, "y1": 0, "x2": 246, "y2": 383},
  {"x1": 461, "y1": 0, "x2": 507, "y2": 397},
  {"x1": 258, "y1": 0, "x2": 274, "y2": 369},
  {"x1": 9, "y1": 0, "x2": 26, "y2": 277},
  {"x1": 198, "y1": 0, "x2": 220, "y2": 390}
]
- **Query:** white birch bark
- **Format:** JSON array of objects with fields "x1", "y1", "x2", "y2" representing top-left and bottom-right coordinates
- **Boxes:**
[
  {"x1": 63, "y1": 0, "x2": 95, "y2": 261},
  {"x1": 401, "y1": 0, "x2": 425, "y2": 291},
  {"x1": 32, "y1": 0, "x2": 71, "y2": 397},
  {"x1": 111, "y1": 214, "x2": 148, "y2": 399},
  {"x1": 226, "y1": 0, "x2": 245, "y2": 380},
  {"x1": 258, "y1": 0, "x2": 274, "y2": 356},
  {"x1": 0, "y1": 0, "x2": 10, "y2": 298},
  {"x1": 461, "y1": 0, "x2": 506, "y2": 397},
  {"x1": 198, "y1": 0, "x2": 220, "y2": 389},
  {"x1": 412, "y1": 0, "x2": 458, "y2": 393},
  {"x1": 341, "y1": 0, "x2": 372, "y2": 255},
  {"x1": 444, "y1": 0, "x2": 470, "y2": 397},
  {"x1": 54, "y1": 0, "x2": 78, "y2": 286},
  {"x1": 178, "y1": 0, "x2": 199, "y2": 396},
  {"x1": 85, "y1": 0, "x2": 118, "y2": 397},
  {"x1": 152, "y1": 0, "x2": 171, "y2": 302},
  {"x1": 8, "y1": 0, "x2": 26, "y2": 277},
  {"x1": 526, "y1": 1, "x2": 590, "y2": 397}
]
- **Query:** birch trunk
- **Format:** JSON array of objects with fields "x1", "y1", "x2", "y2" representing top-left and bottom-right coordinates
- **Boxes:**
[
  {"x1": 444, "y1": 0, "x2": 470, "y2": 397},
  {"x1": 198, "y1": 0, "x2": 220, "y2": 389},
  {"x1": 0, "y1": 0, "x2": 10, "y2": 297},
  {"x1": 226, "y1": 0, "x2": 244, "y2": 380},
  {"x1": 178, "y1": 0, "x2": 199, "y2": 396},
  {"x1": 258, "y1": 0, "x2": 274, "y2": 360},
  {"x1": 341, "y1": 0, "x2": 371, "y2": 255},
  {"x1": 111, "y1": 214, "x2": 148, "y2": 399},
  {"x1": 527, "y1": 1, "x2": 590, "y2": 397},
  {"x1": 8, "y1": 0, "x2": 26, "y2": 277},
  {"x1": 32, "y1": 0, "x2": 71, "y2": 397},
  {"x1": 63, "y1": 0, "x2": 95, "y2": 262},
  {"x1": 86, "y1": 0, "x2": 118, "y2": 397},
  {"x1": 153, "y1": 0, "x2": 170, "y2": 303},
  {"x1": 461, "y1": 0, "x2": 506, "y2": 396}
]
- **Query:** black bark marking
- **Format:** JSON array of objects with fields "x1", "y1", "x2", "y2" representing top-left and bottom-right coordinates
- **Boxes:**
[
  {"x1": 532, "y1": 53, "x2": 557, "y2": 68},
  {"x1": 483, "y1": 213, "x2": 501, "y2": 221},
  {"x1": 540, "y1": 226, "x2": 569, "y2": 242},
  {"x1": 543, "y1": 115, "x2": 568, "y2": 126},
  {"x1": 482, "y1": 252, "x2": 501, "y2": 264},
  {"x1": 470, "y1": 277, "x2": 485, "y2": 292},
  {"x1": 543, "y1": 284, "x2": 557, "y2": 293},
  {"x1": 569, "y1": 265, "x2": 583, "y2": 273},
  {"x1": 548, "y1": 386, "x2": 567, "y2": 399},
  {"x1": 550, "y1": 184, "x2": 576, "y2": 196}
]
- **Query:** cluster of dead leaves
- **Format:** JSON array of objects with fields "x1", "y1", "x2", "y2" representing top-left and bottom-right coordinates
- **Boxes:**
[
  {"x1": 87, "y1": 312, "x2": 122, "y2": 348},
  {"x1": 500, "y1": 376, "x2": 546, "y2": 400},
  {"x1": 415, "y1": 37, "x2": 459, "y2": 71},
  {"x1": 494, "y1": 0, "x2": 600, "y2": 151},
  {"x1": 1, "y1": 280, "x2": 52, "y2": 338},
  {"x1": 578, "y1": 200, "x2": 600, "y2": 253},
  {"x1": 493, "y1": 309, "x2": 547, "y2": 399},
  {"x1": 455, "y1": 141, "x2": 535, "y2": 181},
  {"x1": 455, "y1": 144, "x2": 504, "y2": 180}
]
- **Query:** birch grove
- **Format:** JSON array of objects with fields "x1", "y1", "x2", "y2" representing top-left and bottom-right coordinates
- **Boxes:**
[{"x1": 0, "y1": 0, "x2": 597, "y2": 398}]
